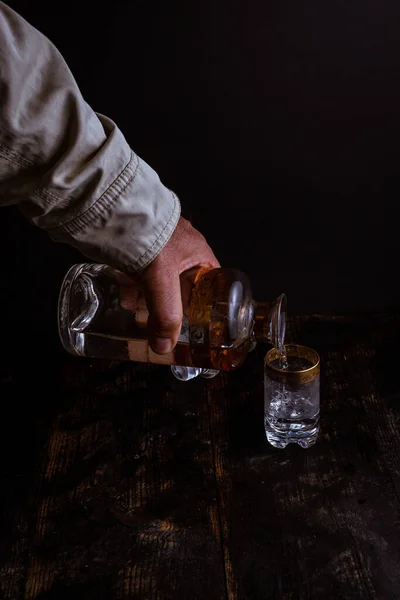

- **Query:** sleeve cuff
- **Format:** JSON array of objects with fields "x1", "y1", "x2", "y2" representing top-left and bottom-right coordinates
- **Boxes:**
[{"x1": 49, "y1": 151, "x2": 181, "y2": 273}]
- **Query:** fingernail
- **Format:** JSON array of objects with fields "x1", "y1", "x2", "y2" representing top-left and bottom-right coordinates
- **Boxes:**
[{"x1": 154, "y1": 337, "x2": 172, "y2": 354}]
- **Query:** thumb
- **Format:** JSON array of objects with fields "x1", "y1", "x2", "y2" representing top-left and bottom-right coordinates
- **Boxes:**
[{"x1": 141, "y1": 263, "x2": 183, "y2": 355}]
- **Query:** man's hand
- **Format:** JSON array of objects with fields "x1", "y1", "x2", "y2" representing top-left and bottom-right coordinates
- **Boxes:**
[{"x1": 139, "y1": 217, "x2": 220, "y2": 355}]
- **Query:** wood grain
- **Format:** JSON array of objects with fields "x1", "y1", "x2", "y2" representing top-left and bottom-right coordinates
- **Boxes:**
[
  {"x1": 207, "y1": 312, "x2": 400, "y2": 600},
  {"x1": 1, "y1": 312, "x2": 400, "y2": 599},
  {"x1": 0, "y1": 360, "x2": 225, "y2": 600}
]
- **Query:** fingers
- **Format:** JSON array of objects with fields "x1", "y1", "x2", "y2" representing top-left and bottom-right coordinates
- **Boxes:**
[
  {"x1": 137, "y1": 218, "x2": 219, "y2": 355},
  {"x1": 141, "y1": 260, "x2": 183, "y2": 355},
  {"x1": 179, "y1": 268, "x2": 199, "y2": 317}
]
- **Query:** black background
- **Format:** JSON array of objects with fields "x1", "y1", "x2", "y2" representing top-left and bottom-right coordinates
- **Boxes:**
[
  {"x1": 2, "y1": 0, "x2": 400, "y2": 329},
  {"x1": 1, "y1": 5, "x2": 400, "y2": 592}
]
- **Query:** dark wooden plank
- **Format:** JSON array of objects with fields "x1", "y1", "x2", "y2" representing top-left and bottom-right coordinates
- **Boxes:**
[
  {"x1": 3, "y1": 311, "x2": 400, "y2": 599},
  {"x1": 0, "y1": 359, "x2": 226, "y2": 600},
  {"x1": 207, "y1": 312, "x2": 400, "y2": 600}
]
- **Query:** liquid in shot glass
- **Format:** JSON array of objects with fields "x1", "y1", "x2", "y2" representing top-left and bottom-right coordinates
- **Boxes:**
[{"x1": 264, "y1": 344, "x2": 320, "y2": 449}]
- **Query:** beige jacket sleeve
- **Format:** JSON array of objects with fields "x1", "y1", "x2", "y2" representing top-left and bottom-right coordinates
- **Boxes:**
[{"x1": 0, "y1": 2, "x2": 180, "y2": 274}]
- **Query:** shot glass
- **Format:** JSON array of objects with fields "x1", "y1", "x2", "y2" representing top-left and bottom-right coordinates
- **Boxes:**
[{"x1": 264, "y1": 344, "x2": 320, "y2": 449}]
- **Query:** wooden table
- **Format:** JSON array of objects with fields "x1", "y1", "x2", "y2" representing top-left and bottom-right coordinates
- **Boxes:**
[{"x1": 1, "y1": 312, "x2": 400, "y2": 600}]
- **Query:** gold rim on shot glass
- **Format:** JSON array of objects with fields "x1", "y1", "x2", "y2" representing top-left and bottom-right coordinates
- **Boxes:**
[{"x1": 265, "y1": 344, "x2": 320, "y2": 385}]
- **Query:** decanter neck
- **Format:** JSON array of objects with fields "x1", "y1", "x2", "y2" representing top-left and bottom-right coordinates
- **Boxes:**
[{"x1": 253, "y1": 294, "x2": 287, "y2": 351}]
